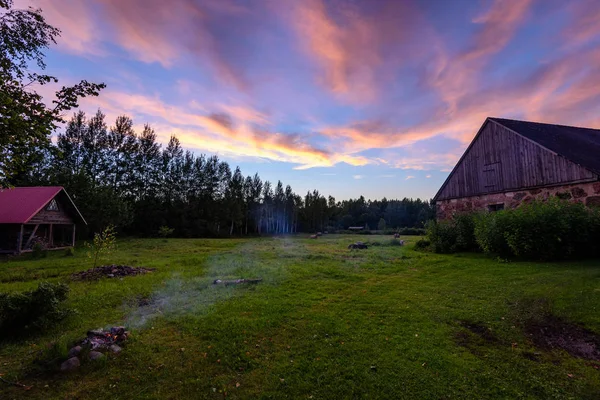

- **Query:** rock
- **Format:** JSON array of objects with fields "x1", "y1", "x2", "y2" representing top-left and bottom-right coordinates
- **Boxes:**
[
  {"x1": 513, "y1": 192, "x2": 527, "y2": 201},
  {"x1": 109, "y1": 344, "x2": 122, "y2": 354},
  {"x1": 60, "y1": 357, "x2": 80, "y2": 371},
  {"x1": 88, "y1": 328, "x2": 104, "y2": 336},
  {"x1": 571, "y1": 187, "x2": 587, "y2": 199},
  {"x1": 67, "y1": 345, "x2": 82, "y2": 358},
  {"x1": 89, "y1": 351, "x2": 105, "y2": 360},
  {"x1": 586, "y1": 196, "x2": 600, "y2": 208}
]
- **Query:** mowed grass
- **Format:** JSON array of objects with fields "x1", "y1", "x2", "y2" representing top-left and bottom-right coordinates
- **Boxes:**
[{"x1": 1, "y1": 235, "x2": 600, "y2": 399}]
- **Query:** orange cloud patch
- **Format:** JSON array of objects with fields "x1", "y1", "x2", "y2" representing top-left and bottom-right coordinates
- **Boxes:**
[{"x1": 80, "y1": 90, "x2": 370, "y2": 169}]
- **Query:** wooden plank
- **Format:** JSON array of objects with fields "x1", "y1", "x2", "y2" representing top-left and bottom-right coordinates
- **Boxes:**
[
  {"x1": 72, "y1": 224, "x2": 76, "y2": 247},
  {"x1": 49, "y1": 224, "x2": 53, "y2": 247},
  {"x1": 24, "y1": 224, "x2": 40, "y2": 249}
]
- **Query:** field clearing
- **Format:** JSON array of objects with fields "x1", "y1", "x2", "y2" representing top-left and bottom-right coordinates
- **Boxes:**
[{"x1": 1, "y1": 235, "x2": 600, "y2": 399}]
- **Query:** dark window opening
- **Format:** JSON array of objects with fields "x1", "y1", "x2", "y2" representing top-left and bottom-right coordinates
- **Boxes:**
[
  {"x1": 47, "y1": 199, "x2": 59, "y2": 211},
  {"x1": 488, "y1": 203, "x2": 504, "y2": 212}
]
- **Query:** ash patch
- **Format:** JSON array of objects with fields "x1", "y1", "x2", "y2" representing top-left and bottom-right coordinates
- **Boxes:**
[
  {"x1": 71, "y1": 265, "x2": 155, "y2": 280},
  {"x1": 526, "y1": 315, "x2": 600, "y2": 361},
  {"x1": 459, "y1": 321, "x2": 499, "y2": 343}
]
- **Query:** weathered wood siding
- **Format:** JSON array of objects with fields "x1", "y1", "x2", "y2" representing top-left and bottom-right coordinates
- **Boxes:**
[
  {"x1": 437, "y1": 121, "x2": 597, "y2": 200},
  {"x1": 28, "y1": 197, "x2": 74, "y2": 224}
]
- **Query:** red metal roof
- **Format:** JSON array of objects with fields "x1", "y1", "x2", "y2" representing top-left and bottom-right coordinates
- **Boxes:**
[{"x1": 0, "y1": 186, "x2": 80, "y2": 224}]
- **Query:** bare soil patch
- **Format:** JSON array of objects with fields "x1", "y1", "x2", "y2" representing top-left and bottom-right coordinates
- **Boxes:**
[{"x1": 525, "y1": 315, "x2": 600, "y2": 361}]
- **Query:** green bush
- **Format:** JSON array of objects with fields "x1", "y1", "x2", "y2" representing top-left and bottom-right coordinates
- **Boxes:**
[
  {"x1": 426, "y1": 220, "x2": 458, "y2": 253},
  {"x1": 414, "y1": 239, "x2": 431, "y2": 250},
  {"x1": 474, "y1": 211, "x2": 513, "y2": 257},
  {"x1": 474, "y1": 199, "x2": 600, "y2": 260},
  {"x1": 31, "y1": 238, "x2": 48, "y2": 258},
  {"x1": 0, "y1": 282, "x2": 74, "y2": 338},
  {"x1": 426, "y1": 214, "x2": 477, "y2": 254},
  {"x1": 503, "y1": 199, "x2": 600, "y2": 260}
]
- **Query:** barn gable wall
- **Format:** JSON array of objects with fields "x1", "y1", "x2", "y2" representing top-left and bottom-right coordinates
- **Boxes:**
[{"x1": 436, "y1": 121, "x2": 597, "y2": 200}]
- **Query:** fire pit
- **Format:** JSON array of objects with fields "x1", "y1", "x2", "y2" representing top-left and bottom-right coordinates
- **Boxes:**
[
  {"x1": 71, "y1": 265, "x2": 155, "y2": 280},
  {"x1": 60, "y1": 326, "x2": 129, "y2": 372},
  {"x1": 82, "y1": 326, "x2": 129, "y2": 350}
]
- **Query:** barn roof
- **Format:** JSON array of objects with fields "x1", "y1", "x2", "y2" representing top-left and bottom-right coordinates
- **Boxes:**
[
  {"x1": 490, "y1": 117, "x2": 600, "y2": 175},
  {"x1": 0, "y1": 186, "x2": 86, "y2": 224}
]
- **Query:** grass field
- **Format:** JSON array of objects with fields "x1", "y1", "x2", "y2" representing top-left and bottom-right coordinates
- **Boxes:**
[{"x1": 1, "y1": 235, "x2": 600, "y2": 399}]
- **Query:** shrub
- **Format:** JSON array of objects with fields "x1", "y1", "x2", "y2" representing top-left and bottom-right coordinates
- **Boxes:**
[
  {"x1": 158, "y1": 225, "x2": 175, "y2": 238},
  {"x1": 502, "y1": 199, "x2": 600, "y2": 260},
  {"x1": 414, "y1": 239, "x2": 431, "y2": 250},
  {"x1": 85, "y1": 225, "x2": 117, "y2": 268},
  {"x1": 426, "y1": 220, "x2": 458, "y2": 253},
  {"x1": 64, "y1": 247, "x2": 75, "y2": 257},
  {"x1": 31, "y1": 237, "x2": 48, "y2": 258},
  {"x1": 377, "y1": 218, "x2": 386, "y2": 231},
  {"x1": 474, "y1": 199, "x2": 600, "y2": 260},
  {"x1": 474, "y1": 211, "x2": 513, "y2": 257},
  {"x1": 426, "y1": 214, "x2": 477, "y2": 254},
  {"x1": 0, "y1": 282, "x2": 74, "y2": 338}
]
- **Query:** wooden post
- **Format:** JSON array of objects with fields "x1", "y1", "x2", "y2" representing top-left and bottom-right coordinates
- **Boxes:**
[
  {"x1": 17, "y1": 224, "x2": 24, "y2": 254},
  {"x1": 72, "y1": 224, "x2": 76, "y2": 247},
  {"x1": 49, "y1": 223, "x2": 53, "y2": 247}
]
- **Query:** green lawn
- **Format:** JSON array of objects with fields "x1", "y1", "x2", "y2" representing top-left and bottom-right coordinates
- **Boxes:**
[{"x1": 1, "y1": 235, "x2": 600, "y2": 399}]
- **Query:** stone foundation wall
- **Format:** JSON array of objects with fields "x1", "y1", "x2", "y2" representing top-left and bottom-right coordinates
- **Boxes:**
[{"x1": 436, "y1": 181, "x2": 600, "y2": 219}]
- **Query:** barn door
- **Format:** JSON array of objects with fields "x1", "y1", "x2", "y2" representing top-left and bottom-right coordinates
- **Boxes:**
[{"x1": 483, "y1": 162, "x2": 503, "y2": 192}]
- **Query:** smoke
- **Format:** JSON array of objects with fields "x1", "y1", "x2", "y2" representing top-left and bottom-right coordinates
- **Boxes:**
[{"x1": 124, "y1": 239, "x2": 299, "y2": 329}]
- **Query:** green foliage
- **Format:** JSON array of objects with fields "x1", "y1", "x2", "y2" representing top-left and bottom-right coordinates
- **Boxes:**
[
  {"x1": 377, "y1": 218, "x2": 386, "y2": 231},
  {"x1": 426, "y1": 220, "x2": 458, "y2": 253},
  {"x1": 473, "y1": 211, "x2": 513, "y2": 257},
  {"x1": 31, "y1": 237, "x2": 48, "y2": 258},
  {"x1": 64, "y1": 247, "x2": 75, "y2": 257},
  {"x1": 414, "y1": 239, "x2": 431, "y2": 250},
  {"x1": 426, "y1": 214, "x2": 478, "y2": 254},
  {"x1": 158, "y1": 225, "x2": 174, "y2": 238},
  {"x1": 398, "y1": 227, "x2": 427, "y2": 236},
  {"x1": 0, "y1": 282, "x2": 73, "y2": 338},
  {"x1": 478, "y1": 199, "x2": 600, "y2": 260},
  {"x1": 0, "y1": 1, "x2": 104, "y2": 186},
  {"x1": 85, "y1": 225, "x2": 117, "y2": 268},
  {"x1": 436, "y1": 199, "x2": 600, "y2": 260}
]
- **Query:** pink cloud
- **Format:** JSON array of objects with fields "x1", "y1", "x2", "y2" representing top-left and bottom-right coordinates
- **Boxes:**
[
  {"x1": 288, "y1": 0, "x2": 430, "y2": 103},
  {"x1": 15, "y1": 0, "x2": 103, "y2": 56}
]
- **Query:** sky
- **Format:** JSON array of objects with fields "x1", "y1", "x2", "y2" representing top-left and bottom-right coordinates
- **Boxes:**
[{"x1": 15, "y1": 0, "x2": 600, "y2": 200}]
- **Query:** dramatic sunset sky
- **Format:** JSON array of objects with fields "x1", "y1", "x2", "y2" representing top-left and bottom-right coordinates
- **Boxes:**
[{"x1": 18, "y1": 0, "x2": 600, "y2": 200}]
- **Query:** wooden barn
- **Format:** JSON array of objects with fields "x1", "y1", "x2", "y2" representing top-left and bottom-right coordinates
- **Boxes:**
[
  {"x1": 0, "y1": 187, "x2": 86, "y2": 254},
  {"x1": 434, "y1": 117, "x2": 600, "y2": 219}
]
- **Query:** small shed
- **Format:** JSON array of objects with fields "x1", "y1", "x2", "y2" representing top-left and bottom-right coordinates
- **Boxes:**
[{"x1": 0, "y1": 187, "x2": 86, "y2": 254}]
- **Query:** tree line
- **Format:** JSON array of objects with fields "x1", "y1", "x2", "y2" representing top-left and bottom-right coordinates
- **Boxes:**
[{"x1": 12, "y1": 110, "x2": 435, "y2": 237}]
